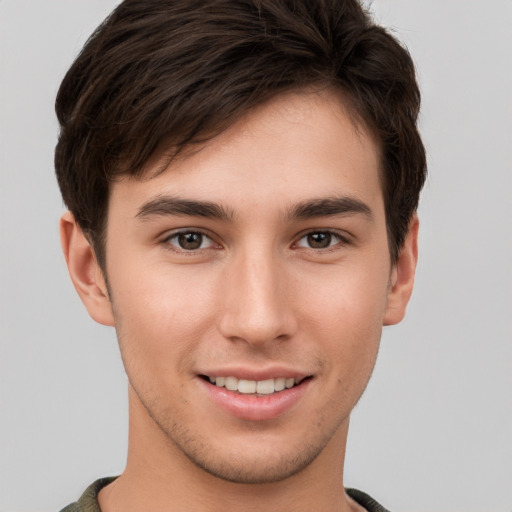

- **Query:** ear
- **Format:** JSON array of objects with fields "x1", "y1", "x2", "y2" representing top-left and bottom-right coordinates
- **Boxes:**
[
  {"x1": 383, "y1": 215, "x2": 419, "y2": 326},
  {"x1": 60, "y1": 211, "x2": 115, "y2": 326}
]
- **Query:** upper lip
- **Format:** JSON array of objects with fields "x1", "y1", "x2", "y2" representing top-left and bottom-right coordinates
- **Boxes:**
[{"x1": 197, "y1": 366, "x2": 310, "y2": 382}]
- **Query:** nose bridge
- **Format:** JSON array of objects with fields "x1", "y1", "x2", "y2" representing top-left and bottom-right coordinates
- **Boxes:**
[{"x1": 219, "y1": 244, "x2": 295, "y2": 346}]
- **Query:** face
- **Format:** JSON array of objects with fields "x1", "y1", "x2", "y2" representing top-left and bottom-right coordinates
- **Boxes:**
[{"x1": 84, "y1": 90, "x2": 408, "y2": 483}]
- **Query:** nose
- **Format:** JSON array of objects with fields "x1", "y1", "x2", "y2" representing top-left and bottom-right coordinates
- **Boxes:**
[{"x1": 218, "y1": 249, "x2": 297, "y2": 348}]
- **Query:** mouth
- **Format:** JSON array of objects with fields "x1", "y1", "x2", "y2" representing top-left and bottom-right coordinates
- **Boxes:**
[
  {"x1": 199, "y1": 372, "x2": 313, "y2": 421},
  {"x1": 200, "y1": 375, "x2": 310, "y2": 396}
]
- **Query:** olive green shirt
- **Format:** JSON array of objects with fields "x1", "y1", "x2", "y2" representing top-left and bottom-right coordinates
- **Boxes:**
[{"x1": 59, "y1": 477, "x2": 391, "y2": 512}]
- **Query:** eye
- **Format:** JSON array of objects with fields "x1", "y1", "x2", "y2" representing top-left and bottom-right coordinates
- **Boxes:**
[
  {"x1": 164, "y1": 230, "x2": 216, "y2": 251},
  {"x1": 295, "y1": 231, "x2": 346, "y2": 249}
]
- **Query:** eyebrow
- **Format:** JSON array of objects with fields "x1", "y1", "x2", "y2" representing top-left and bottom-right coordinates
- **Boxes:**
[
  {"x1": 287, "y1": 196, "x2": 373, "y2": 221},
  {"x1": 136, "y1": 195, "x2": 372, "y2": 223},
  {"x1": 136, "y1": 196, "x2": 234, "y2": 221}
]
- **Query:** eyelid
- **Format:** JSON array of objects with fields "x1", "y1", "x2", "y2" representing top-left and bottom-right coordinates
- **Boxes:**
[
  {"x1": 161, "y1": 228, "x2": 220, "y2": 252},
  {"x1": 293, "y1": 229, "x2": 351, "y2": 249}
]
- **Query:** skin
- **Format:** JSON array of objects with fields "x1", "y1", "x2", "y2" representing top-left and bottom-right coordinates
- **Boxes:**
[{"x1": 61, "y1": 89, "x2": 418, "y2": 512}]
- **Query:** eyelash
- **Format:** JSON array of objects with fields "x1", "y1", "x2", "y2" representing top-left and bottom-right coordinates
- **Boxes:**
[
  {"x1": 293, "y1": 230, "x2": 351, "y2": 251},
  {"x1": 161, "y1": 228, "x2": 350, "y2": 254},
  {"x1": 161, "y1": 229, "x2": 219, "y2": 253}
]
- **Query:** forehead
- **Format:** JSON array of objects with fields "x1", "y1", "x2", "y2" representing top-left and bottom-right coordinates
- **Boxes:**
[{"x1": 110, "y1": 89, "x2": 383, "y2": 218}]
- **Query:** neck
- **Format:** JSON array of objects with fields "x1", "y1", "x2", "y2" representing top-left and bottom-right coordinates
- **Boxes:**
[{"x1": 99, "y1": 388, "x2": 360, "y2": 512}]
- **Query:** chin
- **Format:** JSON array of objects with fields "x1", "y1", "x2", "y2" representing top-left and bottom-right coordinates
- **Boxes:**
[
  {"x1": 181, "y1": 443, "x2": 321, "y2": 484},
  {"x1": 156, "y1": 410, "x2": 345, "y2": 485}
]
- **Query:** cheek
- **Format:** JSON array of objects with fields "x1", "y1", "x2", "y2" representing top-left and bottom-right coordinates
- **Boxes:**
[
  {"x1": 108, "y1": 260, "x2": 219, "y2": 375},
  {"x1": 303, "y1": 258, "x2": 390, "y2": 329},
  {"x1": 300, "y1": 260, "x2": 390, "y2": 371}
]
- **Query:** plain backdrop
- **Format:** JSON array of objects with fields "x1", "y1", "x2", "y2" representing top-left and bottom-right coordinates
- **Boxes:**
[{"x1": 1, "y1": 1, "x2": 511, "y2": 511}]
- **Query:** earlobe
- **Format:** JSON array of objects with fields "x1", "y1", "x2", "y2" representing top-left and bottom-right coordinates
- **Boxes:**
[
  {"x1": 60, "y1": 211, "x2": 115, "y2": 326},
  {"x1": 383, "y1": 215, "x2": 419, "y2": 326}
]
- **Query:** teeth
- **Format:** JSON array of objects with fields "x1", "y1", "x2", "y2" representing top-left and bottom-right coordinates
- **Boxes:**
[
  {"x1": 225, "y1": 376, "x2": 238, "y2": 391},
  {"x1": 256, "y1": 379, "x2": 275, "y2": 395},
  {"x1": 208, "y1": 376, "x2": 301, "y2": 395},
  {"x1": 238, "y1": 379, "x2": 256, "y2": 394},
  {"x1": 274, "y1": 377, "x2": 286, "y2": 391}
]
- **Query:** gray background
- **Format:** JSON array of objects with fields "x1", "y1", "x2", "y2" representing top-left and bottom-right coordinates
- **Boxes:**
[{"x1": 1, "y1": 1, "x2": 511, "y2": 511}]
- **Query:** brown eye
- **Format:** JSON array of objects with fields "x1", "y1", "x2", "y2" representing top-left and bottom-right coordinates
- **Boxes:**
[
  {"x1": 166, "y1": 231, "x2": 215, "y2": 251},
  {"x1": 307, "y1": 232, "x2": 332, "y2": 249},
  {"x1": 295, "y1": 231, "x2": 347, "y2": 250},
  {"x1": 178, "y1": 232, "x2": 203, "y2": 250}
]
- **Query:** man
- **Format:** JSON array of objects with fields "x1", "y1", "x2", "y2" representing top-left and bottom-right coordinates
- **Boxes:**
[{"x1": 55, "y1": 0, "x2": 426, "y2": 510}]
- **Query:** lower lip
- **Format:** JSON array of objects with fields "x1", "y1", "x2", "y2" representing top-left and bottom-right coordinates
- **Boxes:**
[{"x1": 199, "y1": 378, "x2": 311, "y2": 421}]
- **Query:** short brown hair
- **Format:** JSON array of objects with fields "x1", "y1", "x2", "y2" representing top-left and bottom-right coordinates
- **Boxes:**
[{"x1": 55, "y1": 0, "x2": 426, "y2": 269}]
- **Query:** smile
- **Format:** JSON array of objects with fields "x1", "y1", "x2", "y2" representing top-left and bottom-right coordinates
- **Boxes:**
[
  {"x1": 206, "y1": 376, "x2": 304, "y2": 395},
  {"x1": 199, "y1": 373, "x2": 312, "y2": 420}
]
